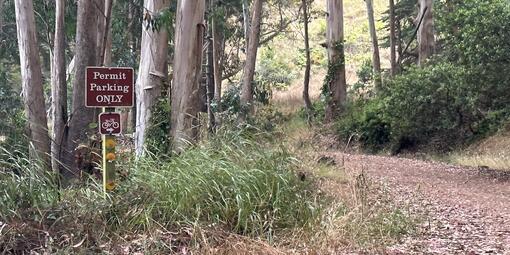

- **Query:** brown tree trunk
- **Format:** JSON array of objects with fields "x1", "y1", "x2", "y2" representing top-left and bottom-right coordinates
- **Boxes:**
[
  {"x1": 135, "y1": 0, "x2": 170, "y2": 156},
  {"x1": 205, "y1": 7, "x2": 215, "y2": 133},
  {"x1": 170, "y1": 0, "x2": 205, "y2": 152},
  {"x1": 14, "y1": 0, "x2": 51, "y2": 169},
  {"x1": 302, "y1": 0, "x2": 312, "y2": 112},
  {"x1": 418, "y1": 0, "x2": 434, "y2": 66},
  {"x1": 101, "y1": 0, "x2": 114, "y2": 66},
  {"x1": 95, "y1": 0, "x2": 106, "y2": 64},
  {"x1": 365, "y1": 0, "x2": 382, "y2": 89},
  {"x1": 64, "y1": 0, "x2": 99, "y2": 178},
  {"x1": 239, "y1": 0, "x2": 263, "y2": 121},
  {"x1": 389, "y1": 0, "x2": 397, "y2": 76},
  {"x1": 324, "y1": 0, "x2": 346, "y2": 122},
  {"x1": 242, "y1": 0, "x2": 250, "y2": 51},
  {"x1": 51, "y1": 0, "x2": 68, "y2": 174},
  {"x1": 212, "y1": 18, "x2": 224, "y2": 113}
]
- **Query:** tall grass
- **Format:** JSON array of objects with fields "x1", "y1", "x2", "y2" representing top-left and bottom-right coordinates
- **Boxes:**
[
  {"x1": 0, "y1": 131, "x2": 322, "y2": 252},
  {"x1": 118, "y1": 132, "x2": 321, "y2": 236},
  {"x1": 0, "y1": 146, "x2": 59, "y2": 220}
]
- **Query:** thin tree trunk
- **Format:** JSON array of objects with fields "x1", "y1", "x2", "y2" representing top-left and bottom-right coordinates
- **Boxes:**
[
  {"x1": 96, "y1": 0, "x2": 106, "y2": 63},
  {"x1": 51, "y1": 0, "x2": 67, "y2": 175},
  {"x1": 365, "y1": 0, "x2": 382, "y2": 88},
  {"x1": 206, "y1": 6, "x2": 215, "y2": 133},
  {"x1": 397, "y1": 17, "x2": 402, "y2": 67},
  {"x1": 212, "y1": 18, "x2": 224, "y2": 114},
  {"x1": 302, "y1": 0, "x2": 312, "y2": 112},
  {"x1": 389, "y1": 0, "x2": 397, "y2": 76},
  {"x1": 135, "y1": 0, "x2": 169, "y2": 156},
  {"x1": 324, "y1": 0, "x2": 346, "y2": 122},
  {"x1": 127, "y1": 0, "x2": 136, "y2": 132},
  {"x1": 239, "y1": 0, "x2": 263, "y2": 121},
  {"x1": 242, "y1": 0, "x2": 250, "y2": 50},
  {"x1": 101, "y1": 0, "x2": 113, "y2": 66},
  {"x1": 171, "y1": 0, "x2": 205, "y2": 152},
  {"x1": 14, "y1": 0, "x2": 51, "y2": 169},
  {"x1": 418, "y1": 0, "x2": 434, "y2": 66},
  {"x1": 64, "y1": 0, "x2": 99, "y2": 178}
]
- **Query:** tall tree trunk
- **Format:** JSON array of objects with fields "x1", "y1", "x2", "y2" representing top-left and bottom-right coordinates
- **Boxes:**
[
  {"x1": 242, "y1": 0, "x2": 250, "y2": 50},
  {"x1": 389, "y1": 0, "x2": 397, "y2": 76},
  {"x1": 365, "y1": 0, "x2": 382, "y2": 89},
  {"x1": 135, "y1": 0, "x2": 169, "y2": 156},
  {"x1": 212, "y1": 18, "x2": 224, "y2": 114},
  {"x1": 100, "y1": 0, "x2": 113, "y2": 66},
  {"x1": 324, "y1": 0, "x2": 346, "y2": 122},
  {"x1": 51, "y1": 0, "x2": 67, "y2": 174},
  {"x1": 418, "y1": 0, "x2": 434, "y2": 66},
  {"x1": 302, "y1": 0, "x2": 312, "y2": 112},
  {"x1": 396, "y1": 17, "x2": 403, "y2": 67},
  {"x1": 95, "y1": 0, "x2": 106, "y2": 64},
  {"x1": 239, "y1": 0, "x2": 263, "y2": 121},
  {"x1": 64, "y1": 0, "x2": 99, "y2": 178},
  {"x1": 14, "y1": 0, "x2": 51, "y2": 169},
  {"x1": 171, "y1": 0, "x2": 205, "y2": 152},
  {"x1": 205, "y1": 8, "x2": 215, "y2": 133}
]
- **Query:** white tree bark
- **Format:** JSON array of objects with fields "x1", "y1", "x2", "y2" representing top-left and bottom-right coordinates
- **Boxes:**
[
  {"x1": 365, "y1": 0, "x2": 382, "y2": 88},
  {"x1": 239, "y1": 0, "x2": 263, "y2": 121},
  {"x1": 51, "y1": 0, "x2": 67, "y2": 174},
  {"x1": 135, "y1": 0, "x2": 169, "y2": 156},
  {"x1": 170, "y1": 0, "x2": 205, "y2": 152},
  {"x1": 14, "y1": 0, "x2": 51, "y2": 168},
  {"x1": 324, "y1": 0, "x2": 346, "y2": 122},
  {"x1": 418, "y1": 0, "x2": 434, "y2": 66}
]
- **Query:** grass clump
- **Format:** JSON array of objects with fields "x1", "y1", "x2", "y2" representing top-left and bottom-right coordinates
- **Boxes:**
[{"x1": 122, "y1": 131, "x2": 321, "y2": 236}]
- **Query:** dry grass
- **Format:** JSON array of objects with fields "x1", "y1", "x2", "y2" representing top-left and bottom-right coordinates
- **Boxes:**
[{"x1": 448, "y1": 131, "x2": 510, "y2": 170}]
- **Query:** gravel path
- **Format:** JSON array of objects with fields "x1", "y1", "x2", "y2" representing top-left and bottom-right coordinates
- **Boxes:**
[{"x1": 328, "y1": 152, "x2": 510, "y2": 255}]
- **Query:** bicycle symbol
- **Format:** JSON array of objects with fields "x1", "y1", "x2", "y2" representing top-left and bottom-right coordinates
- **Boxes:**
[{"x1": 101, "y1": 118, "x2": 120, "y2": 133}]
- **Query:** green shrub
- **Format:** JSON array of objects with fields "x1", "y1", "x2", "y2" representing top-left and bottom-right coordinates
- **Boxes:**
[{"x1": 338, "y1": 0, "x2": 510, "y2": 153}]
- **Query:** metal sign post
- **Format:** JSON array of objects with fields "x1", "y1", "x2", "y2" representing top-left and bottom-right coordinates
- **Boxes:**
[{"x1": 86, "y1": 67, "x2": 133, "y2": 194}]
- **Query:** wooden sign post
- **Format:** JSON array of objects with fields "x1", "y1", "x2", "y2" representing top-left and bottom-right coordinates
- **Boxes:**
[{"x1": 86, "y1": 67, "x2": 134, "y2": 194}]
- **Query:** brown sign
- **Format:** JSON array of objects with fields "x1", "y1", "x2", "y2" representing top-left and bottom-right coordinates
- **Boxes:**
[
  {"x1": 86, "y1": 67, "x2": 134, "y2": 108},
  {"x1": 99, "y1": 112, "x2": 122, "y2": 135}
]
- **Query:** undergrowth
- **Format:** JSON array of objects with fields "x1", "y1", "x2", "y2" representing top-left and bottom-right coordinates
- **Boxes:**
[{"x1": 0, "y1": 130, "x2": 321, "y2": 253}]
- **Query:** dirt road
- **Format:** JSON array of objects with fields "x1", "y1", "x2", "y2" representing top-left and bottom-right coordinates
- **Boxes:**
[{"x1": 328, "y1": 152, "x2": 510, "y2": 254}]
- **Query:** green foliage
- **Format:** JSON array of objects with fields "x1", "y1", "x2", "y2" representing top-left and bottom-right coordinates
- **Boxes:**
[
  {"x1": 0, "y1": 146, "x2": 59, "y2": 219},
  {"x1": 322, "y1": 41, "x2": 345, "y2": 98},
  {"x1": 0, "y1": 63, "x2": 26, "y2": 151},
  {"x1": 340, "y1": 0, "x2": 510, "y2": 153},
  {"x1": 255, "y1": 47, "x2": 298, "y2": 95},
  {"x1": 145, "y1": 97, "x2": 171, "y2": 154}
]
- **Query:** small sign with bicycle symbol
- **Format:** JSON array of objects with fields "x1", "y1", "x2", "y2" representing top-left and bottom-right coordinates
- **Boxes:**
[{"x1": 99, "y1": 112, "x2": 122, "y2": 135}]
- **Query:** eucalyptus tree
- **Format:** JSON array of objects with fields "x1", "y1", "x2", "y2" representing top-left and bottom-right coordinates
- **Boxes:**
[
  {"x1": 324, "y1": 0, "x2": 346, "y2": 122},
  {"x1": 14, "y1": 0, "x2": 51, "y2": 168},
  {"x1": 51, "y1": 0, "x2": 67, "y2": 174},
  {"x1": 417, "y1": 0, "x2": 434, "y2": 65},
  {"x1": 134, "y1": 0, "x2": 170, "y2": 156},
  {"x1": 365, "y1": 0, "x2": 382, "y2": 88},
  {"x1": 170, "y1": 0, "x2": 205, "y2": 152},
  {"x1": 239, "y1": 0, "x2": 263, "y2": 121}
]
